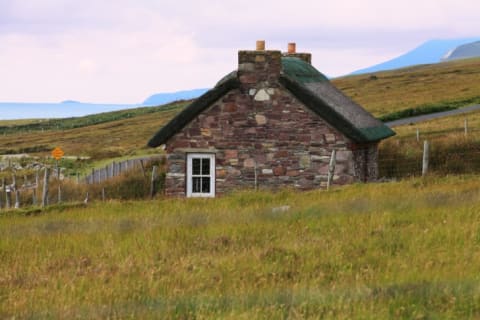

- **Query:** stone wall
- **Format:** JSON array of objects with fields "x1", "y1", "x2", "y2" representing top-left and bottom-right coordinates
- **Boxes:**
[
  {"x1": 351, "y1": 143, "x2": 379, "y2": 183},
  {"x1": 163, "y1": 50, "x2": 378, "y2": 197}
]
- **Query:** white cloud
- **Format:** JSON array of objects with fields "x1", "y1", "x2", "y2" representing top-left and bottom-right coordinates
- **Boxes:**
[{"x1": 2, "y1": 0, "x2": 480, "y2": 102}]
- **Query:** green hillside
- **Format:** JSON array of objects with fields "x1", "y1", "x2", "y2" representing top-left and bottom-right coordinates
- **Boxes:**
[
  {"x1": 3, "y1": 58, "x2": 480, "y2": 161},
  {"x1": 333, "y1": 57, "x2": 480, "y2": 119}
]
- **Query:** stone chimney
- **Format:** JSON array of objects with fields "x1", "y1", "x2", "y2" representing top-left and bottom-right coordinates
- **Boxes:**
[
  {"x1": 238, "y1": 40, "x2": 282, "y2": 88},
  {"x1": 283, "y1": 42, "x2": 312, "y2": 64}
]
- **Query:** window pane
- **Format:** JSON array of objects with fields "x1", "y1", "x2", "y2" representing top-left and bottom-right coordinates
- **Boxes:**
[
  {"x1": 192, "y1": 158, "x2": 201, "y2": 175},
  {"x1": 202, "y1": 177, "x2": 211, "y2": 193},
  {"x1": 201, "y1": 158, "x2": 210, "y2": 175},
  {"x1": 192, "y1": 177, "x2": 201, "y2": 193}
]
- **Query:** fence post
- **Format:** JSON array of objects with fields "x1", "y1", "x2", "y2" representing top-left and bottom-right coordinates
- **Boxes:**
[
  {"x1": 465, "y1": 118, "x2": 468, "y2": 137},
  {"x1": 42, "y1": 168, "x2": 50, "y2": 207},
  {"x1": 102, "y1": 188, "x2": 105, "y2": 202},
  {"x1": 15, "y1": 190, "x2": 20, "y2": 209},
  {"x1": 422, "y1": 140, "x2": 429, "y2": 177},
  {"x1": 35, "y1": 170, "x2": 40, "y2": 191},
  {"x1": 12, "y1": 174, "x2": 16, "y2": 191},
  {"x1": 1, "y1": 178, "x2": 5, "y2": 209},
  {"x1": 254, "y1": 161, "x2": 258, "y2": 191},
  {"x1": 58, "y1": 185, "x2": 62, "y2": 203},
  {"x1": 416, "y1": 128, "x2": 420, "y2": 142},
  {"x1": 140, "y1": 160, "x2": 146, "y2": 178},
  {"x1": 32, "y1": 188, "x2": 37, "y2": 206},
  {"x1": 5, "y1": 186, "x2": 11, "y2": 209},
  {"x1": 327, "y1": 150, "x2": 337, "y2": 191},
  {"x1": 150, "y1": 165, "x2": 158, "y2": 198}
]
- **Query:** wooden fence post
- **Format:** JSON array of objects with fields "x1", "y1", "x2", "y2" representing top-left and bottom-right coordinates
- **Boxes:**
[
  {"x1": 58, "y1": 185, "x2": 62, "y2": 203},
  {"x1": 42, "y1": 168, "x2": 50, "y2": 207},
  {"x1": 5, "y1": 186, "x2": 11, "y2": 209},
  {"x1": 102, "y1": 188, "x2": 105, "y2": 202},
  {"x1": 422, "y1": 140, "x2": 429, "y2": 177},
  {"x1": 416, "y1": 128, "x2": 420, "y2": 142},
  {"x1": 150, "y1": 165, "x2": 158, "y2": 198},
  {"x1": 1, "y1": 178, "x2": 5, "y2": 209},
  {"x1": 327, "y1": 150, "x2": 337, "y2": 191},
  {"x1": 140, "y1": 160, "x2": 146, "y2": 178},
  {"x1": 254, "y1": 161, "x2": 258, "y2": 191},
  {"x1": 0, "y1": 183, "x2": 3, "y2": 210},
  {"x1": 15, "y1": 190, "x2": 20, "y2": 209},
  {"x1": 35, "y1": 170, "x2": 40, "y2": 193},
  {"x1": 12, "y1": 174, "x2": 16, "y2": 191},
  {"x1": 32, "y1": 189, "x2": 37, "y2": 206}
]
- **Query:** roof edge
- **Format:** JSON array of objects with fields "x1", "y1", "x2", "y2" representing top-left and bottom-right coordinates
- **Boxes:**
[
  {"x1": 279, "y1": 75, "x2": 395, "y2": 143},
  {"x1": 147, "y1": 77, "x2": 241, "y2": 147}
]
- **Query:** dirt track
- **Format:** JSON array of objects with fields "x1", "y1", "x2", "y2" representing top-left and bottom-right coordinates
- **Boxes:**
[{"x1": 385, "y1": 104, "x2": 480, "y2": 127}]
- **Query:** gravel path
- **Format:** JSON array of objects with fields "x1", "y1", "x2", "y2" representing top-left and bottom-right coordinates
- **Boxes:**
[{"x1": 385, "y1": 104, "x2": 480, "y2": 127}]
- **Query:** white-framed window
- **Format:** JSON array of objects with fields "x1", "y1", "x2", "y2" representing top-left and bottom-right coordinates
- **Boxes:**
[{"x1": 186, "y1": 153, "x2": 215, "y2": 198}]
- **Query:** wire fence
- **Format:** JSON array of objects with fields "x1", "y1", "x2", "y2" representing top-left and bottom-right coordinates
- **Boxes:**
[
  {"x1": 379, "y1": 119, "x2": 480, "y2": 178},
  {"x1": 0, "y1": 156, "x2": 165, "y2": 210}
]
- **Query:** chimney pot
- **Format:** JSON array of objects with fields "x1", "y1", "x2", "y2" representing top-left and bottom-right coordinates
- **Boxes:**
[
  {"x1": 256, "y1": 40, "x2": 265, "y2": 51},
  {"x1": 288, "y1": 42, "x2": 296, "y2": 54}
]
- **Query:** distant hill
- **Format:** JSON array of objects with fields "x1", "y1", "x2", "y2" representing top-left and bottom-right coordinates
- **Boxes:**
[
  {"x1": 351, "y1": 37, "x2": 480, "y2": 75},
  {"x1": 4, "y1": 57, "x2": 480, "y2": 160},
  {"x1": 61, "y1": 100, "x2": 81, "y2": 104},
  {"x1": 442, "y1": 41, "x2": 480, "y2": 61},
  {"x1": 142, "y1": 88, "x2": 209, "y2": 106}
]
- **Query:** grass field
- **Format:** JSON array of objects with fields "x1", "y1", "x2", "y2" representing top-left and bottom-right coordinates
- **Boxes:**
[
  {"x1": 0, "y1": 101, "x2": 186, "y2": 160},
  {"x1": 333, "y1": 57, "x2": 480, "y2": 118},
  {"x1": 378, "y1": 109, "x2": 480, "y2": 177},
  {"x1": 2, "y1": 177, "x2": 480, "y2": 318}
]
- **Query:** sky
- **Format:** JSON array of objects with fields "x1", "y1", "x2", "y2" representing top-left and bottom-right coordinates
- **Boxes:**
[{"x1": 1, "y1": 0, "x2": 480, "y2": 104}]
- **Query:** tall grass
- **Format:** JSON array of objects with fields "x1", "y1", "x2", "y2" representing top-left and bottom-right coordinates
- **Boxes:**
[
  {"x1": 2, "y1": 177, "x2": 480, "y2": 318},
  {"x1": 379, "y1": 110, "x2": 480, "y2": 178}
]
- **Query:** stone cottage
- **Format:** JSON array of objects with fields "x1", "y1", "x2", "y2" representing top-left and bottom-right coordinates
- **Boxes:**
[{"x1": 148, "y1": 41, "x2": 395, "y2": 197}]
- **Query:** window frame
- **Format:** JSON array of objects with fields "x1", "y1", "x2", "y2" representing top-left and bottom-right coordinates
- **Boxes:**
[{"x1": 186, "y1": 153, "x2": 216, "y2": 198}]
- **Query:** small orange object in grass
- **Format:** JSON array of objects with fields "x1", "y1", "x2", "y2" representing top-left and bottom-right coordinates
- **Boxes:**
[{"x1": 51, "y1": 147, "x2": 64, "y2": 160}]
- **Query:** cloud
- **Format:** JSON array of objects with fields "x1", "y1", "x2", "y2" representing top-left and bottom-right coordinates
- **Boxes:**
[{"x1": 2, "y1": 0, "x2": 480, "y2": 102}]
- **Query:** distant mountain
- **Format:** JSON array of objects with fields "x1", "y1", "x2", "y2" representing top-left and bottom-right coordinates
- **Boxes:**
[
  {"x1": 61, "y1": 100, "x2": 81, "y2": 104},
  {"x1": 142, "y1": 88, "x2": 209, "y2": 106},
  {"x1": 351, "y1": 37, "x2": 480, "y2": 75},
  {"x1": 442, "y1": 41, "x2": 480, "y2": 61}
]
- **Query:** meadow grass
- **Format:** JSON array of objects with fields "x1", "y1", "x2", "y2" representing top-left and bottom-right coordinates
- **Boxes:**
[
  {"x1": 0, "y1": 101, "x2": 186, "y2": 160},
  {"x1": 379, "y1": 110, "x2": 480, "y2": 177},
  {"x1": 2, "y1": 177, "x2": 480, "y2": 318},
  {"x1": 333, "y1": 57, "x2": 480, "y2": 118}
]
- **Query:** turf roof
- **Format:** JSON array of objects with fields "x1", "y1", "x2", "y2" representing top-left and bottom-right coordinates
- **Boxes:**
[{"x1": 148, "y1": 56, "x2": 395, "y2": 148}]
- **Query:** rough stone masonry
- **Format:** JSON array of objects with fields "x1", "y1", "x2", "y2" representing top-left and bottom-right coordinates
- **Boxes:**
[{"x1": 162, "y1": 48, "x2": 380, "y2": 197}]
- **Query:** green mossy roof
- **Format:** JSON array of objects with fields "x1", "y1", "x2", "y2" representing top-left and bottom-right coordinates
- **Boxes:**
[
  {"x1": 148, "y1": 56, "x2": 395, "y2": 147},
  {"x1": 281, "y1": 57, "x2": 329, "y2": 83}
]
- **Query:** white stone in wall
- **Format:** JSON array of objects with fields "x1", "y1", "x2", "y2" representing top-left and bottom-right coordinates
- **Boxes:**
[{"x1": 254, "y1": 89, "x2": 270, "y2": 101}]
